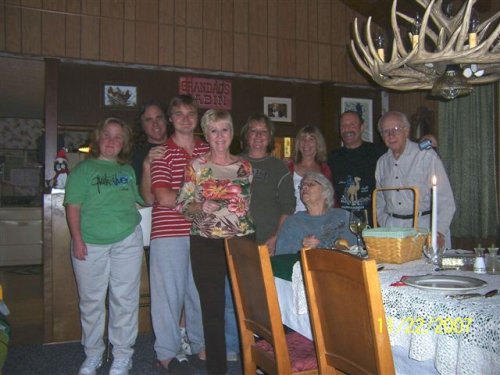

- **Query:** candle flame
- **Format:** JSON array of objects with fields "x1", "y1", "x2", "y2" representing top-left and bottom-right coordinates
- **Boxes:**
[{"x1": 432, "y1": 175, "x2": 437, "y2": 185}]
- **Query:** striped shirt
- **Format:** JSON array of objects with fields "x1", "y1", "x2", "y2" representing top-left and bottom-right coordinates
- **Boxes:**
[{"x1": 150, "y1": 136, "x2": 209, "y2": 239}]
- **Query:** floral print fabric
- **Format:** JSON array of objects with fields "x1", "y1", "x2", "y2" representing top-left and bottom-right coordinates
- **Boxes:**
[{"x1": 178, "y1": 156, "x2": 255, "y2": 239}]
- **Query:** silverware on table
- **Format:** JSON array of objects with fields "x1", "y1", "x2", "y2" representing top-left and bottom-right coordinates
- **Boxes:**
[
  {"x1": 377, "y1": 266, "x2": 396, "y2": 272},
  {"x1": 447, "y1": 289, "x2": 498, "y2": 300}
]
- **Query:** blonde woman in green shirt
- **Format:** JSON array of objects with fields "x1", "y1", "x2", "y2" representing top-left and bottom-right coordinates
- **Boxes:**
[{"x1": 65, "y1": 117, "x2": 144, "y2": 375}]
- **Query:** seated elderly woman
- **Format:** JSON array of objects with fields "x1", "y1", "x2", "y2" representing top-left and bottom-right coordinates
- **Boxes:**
[{"x1": 275, "y1": 171, "x2": 356, "y2": 255}]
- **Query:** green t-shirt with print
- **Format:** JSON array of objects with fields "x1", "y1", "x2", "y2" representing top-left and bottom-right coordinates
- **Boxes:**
[{"x1": 64, "y1": 158, "x2": 144, "y2": 244}]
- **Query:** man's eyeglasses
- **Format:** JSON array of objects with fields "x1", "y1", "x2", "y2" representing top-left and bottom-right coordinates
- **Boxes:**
[{"x1": 380, "y1": 126, "x2": 407, "y2": 138}]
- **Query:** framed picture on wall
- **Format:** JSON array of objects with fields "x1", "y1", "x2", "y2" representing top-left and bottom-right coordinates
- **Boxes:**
[
  {"x1": 103, "y1": 83, "x2": 138, "y2": 109},
  {"x1": 263, "y1": 97, "x2": 292, "y2": 122},
  {"x1": 341, "y1": 97, "x2": 373, "y2": 142}
]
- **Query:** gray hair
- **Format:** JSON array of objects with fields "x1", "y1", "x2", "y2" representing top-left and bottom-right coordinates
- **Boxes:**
[
  {"x1": 301, "y1": 171, "x2": 335, "y2": 209},
  {"x1": 377, "y1": 111, "x2": 411, "y2": 132}
]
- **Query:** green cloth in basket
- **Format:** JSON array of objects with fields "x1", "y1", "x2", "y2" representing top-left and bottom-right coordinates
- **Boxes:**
[
  {"x1": 271, "y1": 253, "x2": 300, "y2": 282},
  {"x1": 362, "y1": 227, "x2": 429, "y2": 238}
]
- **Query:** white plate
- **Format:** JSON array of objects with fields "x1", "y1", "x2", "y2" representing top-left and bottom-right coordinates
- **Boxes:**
[{"x1": 403, "y1": 275, "x2": 487, "y2": 292}]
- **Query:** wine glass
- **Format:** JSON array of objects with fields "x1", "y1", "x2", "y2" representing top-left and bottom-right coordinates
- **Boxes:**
[
  {"x1": 422, "y1": 234, "x2": 446, "y2": 266},
  {"x1": 349, "y1": 210, "x2": 368, "y2": 256}
]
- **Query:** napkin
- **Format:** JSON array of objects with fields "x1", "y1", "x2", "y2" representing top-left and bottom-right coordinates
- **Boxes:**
[{"x1": 390, "y1": 275, "x2": 411, "y2": 287}]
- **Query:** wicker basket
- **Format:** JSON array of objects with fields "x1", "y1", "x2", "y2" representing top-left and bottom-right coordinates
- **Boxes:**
[{"x1": 362, "y1": 187, "x2": 429, "y2": 264}]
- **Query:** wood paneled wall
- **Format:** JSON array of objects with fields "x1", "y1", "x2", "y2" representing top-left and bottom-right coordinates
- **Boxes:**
[
  {"x1": 0, "y1": 0, "x2": 368, "y2": 84},
  {"x1": 388, "y1": 91, "x2": 439, "y2": 137},
  {"x1": 1, "y1": 0, "x2": 442, "y2": 142},
  {"x1": 56, "y1": 61, "x2": 324, "y2": 138}
]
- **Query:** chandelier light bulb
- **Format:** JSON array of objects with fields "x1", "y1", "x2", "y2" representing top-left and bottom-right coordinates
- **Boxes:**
[
  {"x1": 350, "y1": 0, "x2": 499, "y2": 99},
  {"x1": 411, "y1": 13, "x2": 422, "y2": 48},
  {"x1": 469, "y1": 11, "x2": 480, "y2": 47},
  {"x1": 375, "y1": 31, "x2": 385, "y2": 61}
]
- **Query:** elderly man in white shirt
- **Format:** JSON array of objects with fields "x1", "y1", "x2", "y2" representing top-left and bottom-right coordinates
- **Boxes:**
[{"x1": 375, "y1": 111, "x2": 456, "y2": 249}]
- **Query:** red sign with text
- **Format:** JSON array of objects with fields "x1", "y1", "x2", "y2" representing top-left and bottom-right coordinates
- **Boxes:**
[{"x1": 179, "y1": 76, "x2": 232, "y2": 110}]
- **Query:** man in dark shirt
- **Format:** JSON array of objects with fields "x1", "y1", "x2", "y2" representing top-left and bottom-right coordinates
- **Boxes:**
[
  {"x1": 131, "y1": 100, "x2": 168, "y2": 204},
  {"x1": 327, "y1": 111, "x2": 386, "y2": 225},
  {"x1": 132, "y1": 100, "x2": 168, "y2": 181}
]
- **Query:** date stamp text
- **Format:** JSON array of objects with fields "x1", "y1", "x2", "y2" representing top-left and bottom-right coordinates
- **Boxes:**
[{"x1": 379, "y1": 316, "x2": 473, "y2": 335}]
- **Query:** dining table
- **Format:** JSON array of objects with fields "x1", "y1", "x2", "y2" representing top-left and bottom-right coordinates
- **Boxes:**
[{"x1": 270, "y1": 251, "x2": 500, "y2": 375}]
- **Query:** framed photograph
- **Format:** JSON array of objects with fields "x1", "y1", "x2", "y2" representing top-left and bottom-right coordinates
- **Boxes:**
[
  {"x1": 263, "y1": 97, "x2": 292, "y2": 122},
  {"x1": 103, "y1": 83, "x2": 137, "y2": 109},
  {"x1": 341, "y1": 97, "x2": 373, "y2": 142}
]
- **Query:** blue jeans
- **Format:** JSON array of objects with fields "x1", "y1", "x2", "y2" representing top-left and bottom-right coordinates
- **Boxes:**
[{"x1": 224, "y1": 276, "x2": 240, "y2": 354}]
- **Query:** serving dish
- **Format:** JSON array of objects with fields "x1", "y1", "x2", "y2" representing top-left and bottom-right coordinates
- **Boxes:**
[{"x1": 440, "y1": 251, "x2": 475, "y2": 270}]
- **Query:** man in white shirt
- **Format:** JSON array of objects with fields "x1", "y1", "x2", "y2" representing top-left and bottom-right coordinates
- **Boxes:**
[{"x1": 375, "y1": 111, "x2": 456, "y2": 249}]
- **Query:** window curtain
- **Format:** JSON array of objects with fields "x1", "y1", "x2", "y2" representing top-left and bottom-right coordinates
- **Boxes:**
[{"x1": 439, "y1": 84, "x2": 499, "y2": 239}]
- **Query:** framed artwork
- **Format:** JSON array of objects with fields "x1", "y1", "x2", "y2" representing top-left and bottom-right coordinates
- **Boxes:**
[
  {"x1": 263, "y1": 97, "x2": 292, "y2": 122},
  {"x1": 341, "y1": 97, "x2": 373, "y2": 142},
  {"x1": 103, "y1": 83, "x2": 137, "y2": 109}
]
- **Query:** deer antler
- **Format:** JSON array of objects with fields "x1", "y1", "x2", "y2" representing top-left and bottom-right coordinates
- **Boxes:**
[{"x1": 350, "y1": 0, "x2": 500, "y2": 92}]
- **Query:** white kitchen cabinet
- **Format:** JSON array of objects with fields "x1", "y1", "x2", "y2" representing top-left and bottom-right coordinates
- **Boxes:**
[{"x1": 0, "y1": 207, "x2": 42, "y2": 265}]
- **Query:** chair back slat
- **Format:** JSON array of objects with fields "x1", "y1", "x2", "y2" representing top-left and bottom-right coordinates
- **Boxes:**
[
  {"x1": 301, "y1": 249, "x2": 395, "y2": 375},
  {"x1": 225, "y1": 237, "x2": 293, "y2": 374}
]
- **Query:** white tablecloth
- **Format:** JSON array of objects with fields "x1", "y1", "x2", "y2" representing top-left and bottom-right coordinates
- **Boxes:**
[{"x1": 275, "y1": 257, "x2": 500, "y2": 375}]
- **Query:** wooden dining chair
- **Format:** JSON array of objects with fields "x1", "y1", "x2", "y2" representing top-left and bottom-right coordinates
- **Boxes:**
[
  {"x1": 300, "y1": 248, "x2": 395, "y2": 375},
  {"x1": 224, "y1": 237, "x2": 318, "y2": 375}
]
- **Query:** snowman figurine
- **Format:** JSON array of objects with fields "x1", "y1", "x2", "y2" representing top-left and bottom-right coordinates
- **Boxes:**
[{"x1": 52, "y1": 148, "x2": 69, "y2": 189}]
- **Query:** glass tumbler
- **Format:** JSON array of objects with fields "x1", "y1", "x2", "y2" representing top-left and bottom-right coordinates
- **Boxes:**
[{"x1": 486, "y1": 247, "x2": 499, "y2": 274}]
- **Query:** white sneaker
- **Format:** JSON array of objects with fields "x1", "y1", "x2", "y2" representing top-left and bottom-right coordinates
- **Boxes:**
[
  {"x1": 78, "y1": 356, "x2": 103, "y2": 375},
  {"x1": 109, "y1": 357, "x2": 132, "y2": 375}
]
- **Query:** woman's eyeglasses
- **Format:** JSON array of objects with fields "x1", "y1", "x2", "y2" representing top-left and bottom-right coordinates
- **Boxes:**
[{"x1": 300, "y1": 181, "x2": 319, "y2": 190}]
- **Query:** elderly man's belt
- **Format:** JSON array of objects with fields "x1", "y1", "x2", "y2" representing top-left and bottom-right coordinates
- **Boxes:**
[{"x1": 389, "y1": 210, "x2": 432, "y2": 219}]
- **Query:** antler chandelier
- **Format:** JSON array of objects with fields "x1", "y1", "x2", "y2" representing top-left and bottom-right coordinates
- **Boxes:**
[{"x1": 351, "y1": 0, "x2": 500, "y2": 99}]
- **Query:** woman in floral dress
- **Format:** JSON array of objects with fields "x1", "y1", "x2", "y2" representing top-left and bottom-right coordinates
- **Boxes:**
[{"x1": 177, "y1": 109, "x2": 254, "y2": 375}]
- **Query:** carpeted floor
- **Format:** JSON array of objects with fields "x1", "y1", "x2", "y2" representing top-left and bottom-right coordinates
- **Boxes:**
[{"x1": 4, "y1": 334, "x2": 244, "y2": 375}]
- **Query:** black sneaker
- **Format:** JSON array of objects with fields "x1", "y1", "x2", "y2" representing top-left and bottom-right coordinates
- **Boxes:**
[
  {"x1": 188, "y1": 355, "x2": 206, "y2": 371},
  {"x1": 167, "y1": 357, "x2": 191, "y2": 375}
]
